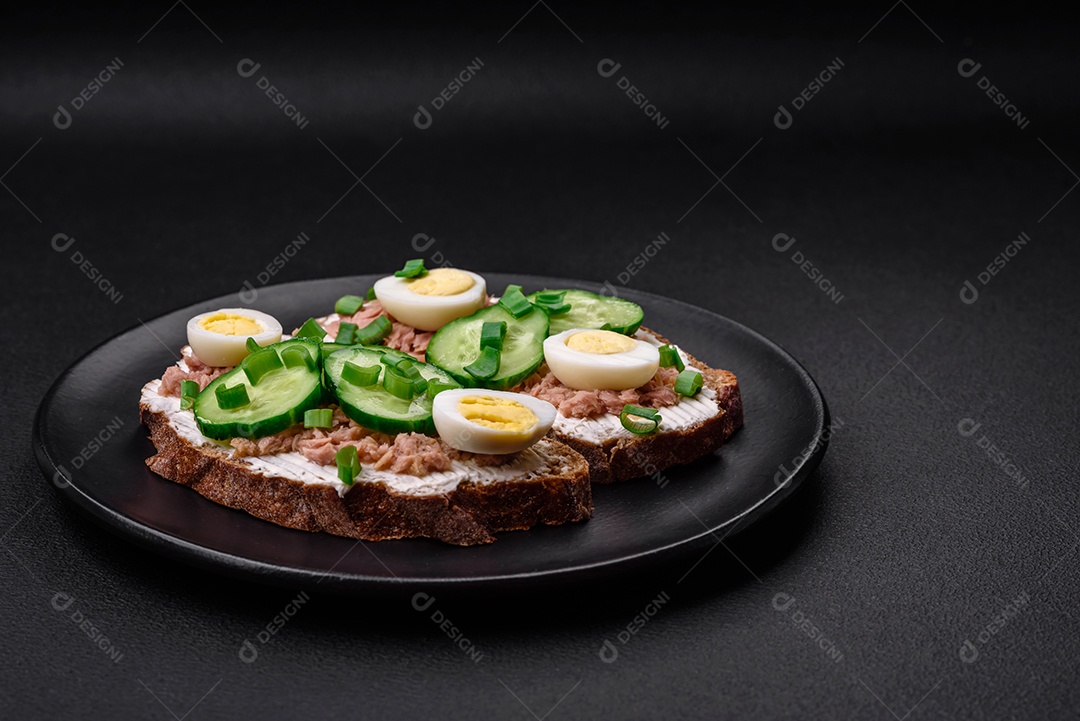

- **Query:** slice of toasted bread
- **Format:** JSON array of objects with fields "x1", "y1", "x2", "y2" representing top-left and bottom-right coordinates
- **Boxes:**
[
  {"x1": 140, "y1": 383, "x2": 591, "y2": 546},
  {"x1": 541, "y1": 328, "x2": 743, "y2": 484}
]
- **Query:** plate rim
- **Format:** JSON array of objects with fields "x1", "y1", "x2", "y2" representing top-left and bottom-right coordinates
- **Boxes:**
[{"x1": 33, "y1": 272, "x2": 830, "y2": 593}]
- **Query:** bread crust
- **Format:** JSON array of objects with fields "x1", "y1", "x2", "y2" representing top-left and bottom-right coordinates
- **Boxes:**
[
  {"x1": 140, "y1": 406, "x2": 592, "y2": 546},
  {"x1": 552, "y1": 328, "x2": 743, "y2": 484}
]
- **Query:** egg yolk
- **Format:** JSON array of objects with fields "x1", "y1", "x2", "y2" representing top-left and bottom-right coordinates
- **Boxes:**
[
  {"x1": 566, "y1": 329, "x2": 637, "y2": 354},
  {"x1": 407, "y1": 268, "x2": 475, "y2": 296},
  {"x1": 458, "y1": 396, "x2": 538, "y2": 433},
  {"x1": 199, "y1": 313, "x2": 263, "y2": 336}
]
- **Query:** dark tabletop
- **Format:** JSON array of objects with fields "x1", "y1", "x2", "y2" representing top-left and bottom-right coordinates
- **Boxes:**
[{"x1": 3, "y1": 4, "x2": 1078, "y2": 719}]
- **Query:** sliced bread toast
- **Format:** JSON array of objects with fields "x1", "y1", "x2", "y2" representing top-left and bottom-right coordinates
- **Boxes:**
[{"x1": 140, "y1": 381, "x2": 591, "y2": 546}]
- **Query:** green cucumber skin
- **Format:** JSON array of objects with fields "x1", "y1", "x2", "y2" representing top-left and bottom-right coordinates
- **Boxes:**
[
  {"x1": 320, "y1": 343, "x2": 358, "y2": 402},
  {"x1": 526, "y1": 289, "x2": 644, "y2": 336},
  {"x1": 324, "y1": 347, "x2": 459, "y2": 436},
  {"x1": 193, "y1": 337, "x2": 323, "y2": 440},
  {"x1": 427, "y1": 305, "x2": 549, "y2": 391}
]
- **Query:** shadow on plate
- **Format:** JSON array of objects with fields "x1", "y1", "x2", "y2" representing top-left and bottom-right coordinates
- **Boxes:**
[{"x1": 54, "y1": 463, "x2": 823, "y2": 634}]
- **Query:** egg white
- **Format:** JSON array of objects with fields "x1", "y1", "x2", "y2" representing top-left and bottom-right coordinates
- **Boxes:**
[
  {"x1": 373, "y1": 270, "x2": 487, "y2": 331},
  {"x1": 186, "y1": 308, "x2": 283, "y2": 367},
  {"x1": 432, "y1": 389, "x2": 556, "y2": 455},
  {"x1": 543, "y1": 328, "x2": 660, "y2": 390}
]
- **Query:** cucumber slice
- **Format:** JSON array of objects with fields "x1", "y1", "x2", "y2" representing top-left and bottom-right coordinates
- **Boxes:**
[
  {"x1": 194, "y1": 338, "x2": 322, "y2": 440},
  {"x1": 324, "y1": 347, "x2": 460, "y2": 435},
  {"x1": 527, "y1": 289, "x2": 644, "y2": 336},
  {"x1": 426, "y1": 305, "x2": 549, "y2": 390}
]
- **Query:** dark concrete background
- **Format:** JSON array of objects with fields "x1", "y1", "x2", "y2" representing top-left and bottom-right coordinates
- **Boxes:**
[{"x1": 3, "y1": 3, "x2": 1078, "y2": 719}]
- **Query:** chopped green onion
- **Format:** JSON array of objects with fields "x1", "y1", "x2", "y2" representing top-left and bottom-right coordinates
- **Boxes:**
[
  {"x1": 383, "y1": 369, "x2": 421, "y2": 399},
  {"x1": 674, "y1": 369, "x2": 703, "y2": 397},
  {"x1": 355, "y1": 315, "x2": 392, "y2": 345},
  {"x1": 379, "y1": 353, "x2": 408, "y2": 369},
  {"x1": 179, "y1": 379, "x2": 200, "y2": 410},
  {"x1": 658, "y1": 344, "x2": 685, "y2": 371},
  {"x1": 426, "y1": 380, "x2": 457, "y2": 399},
  {"x1": 334, "y1": 294, "x2": 365, "y2": 316},
  {"x1": 480, "y1": 321, "x2": 507, "y2": 350},
  {"x1": 397, "y1": 363, "x2": 422, "y2": 382},
  {"x1": 533, "y1": 290, "x2": 572, "y2": 315},
  {"x1": 498, "y1": 284, "x2": 533, "y2": 318},
  {"x1": 243, "y1": 348, "x2": 283, "y2": 386},
  {"x1": 245, "y1": 337, "x2": 261, "y2": 353},
  {"x1": 394, "y1": 259, "x2": 428, "y2": 278},
  {"x1": 281, "y1": 346, "x2": 316, "y2": 371},
  {"x1": 366, "y1": 287, "x2": 376, "y2": 300},
  {"x1": 295, "y1": 317, "x2": 327, "y2": 339},
  {"x1": 216, "y1": 383, "x2": 251, "y2": 410},
  {"x1": 342, "y1": 362, "x2": 380, "y2": 386},
  {"x1": 464, "y1": 345, "x2": 501, "y2": 380},
  {"x1": 538, "y1": 301, "x2": 571, "y2": 315},
  {"x1": 383, "y1": 357, "x2": 427, "y2": 395},
  {"x1": 335, "y1": 446, "x2": 360, "y2": 485},
  {"x1": 304, "y1": 408, "x2": 333, "y2": 429},
  {"x1": 336, "y1": 322, "x2": 358, "y2": 345},
  {"x1": 619, "y1": 404, "x2": 661, "y2": 435},
  {"x1": 380, "y1": 354, "x2": 421, "y2": 379}
]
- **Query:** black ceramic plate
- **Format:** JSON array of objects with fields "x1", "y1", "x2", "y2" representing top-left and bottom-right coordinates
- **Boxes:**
[{"x1": 34, "y1": 274, "x2": 829, "y2": 595}]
